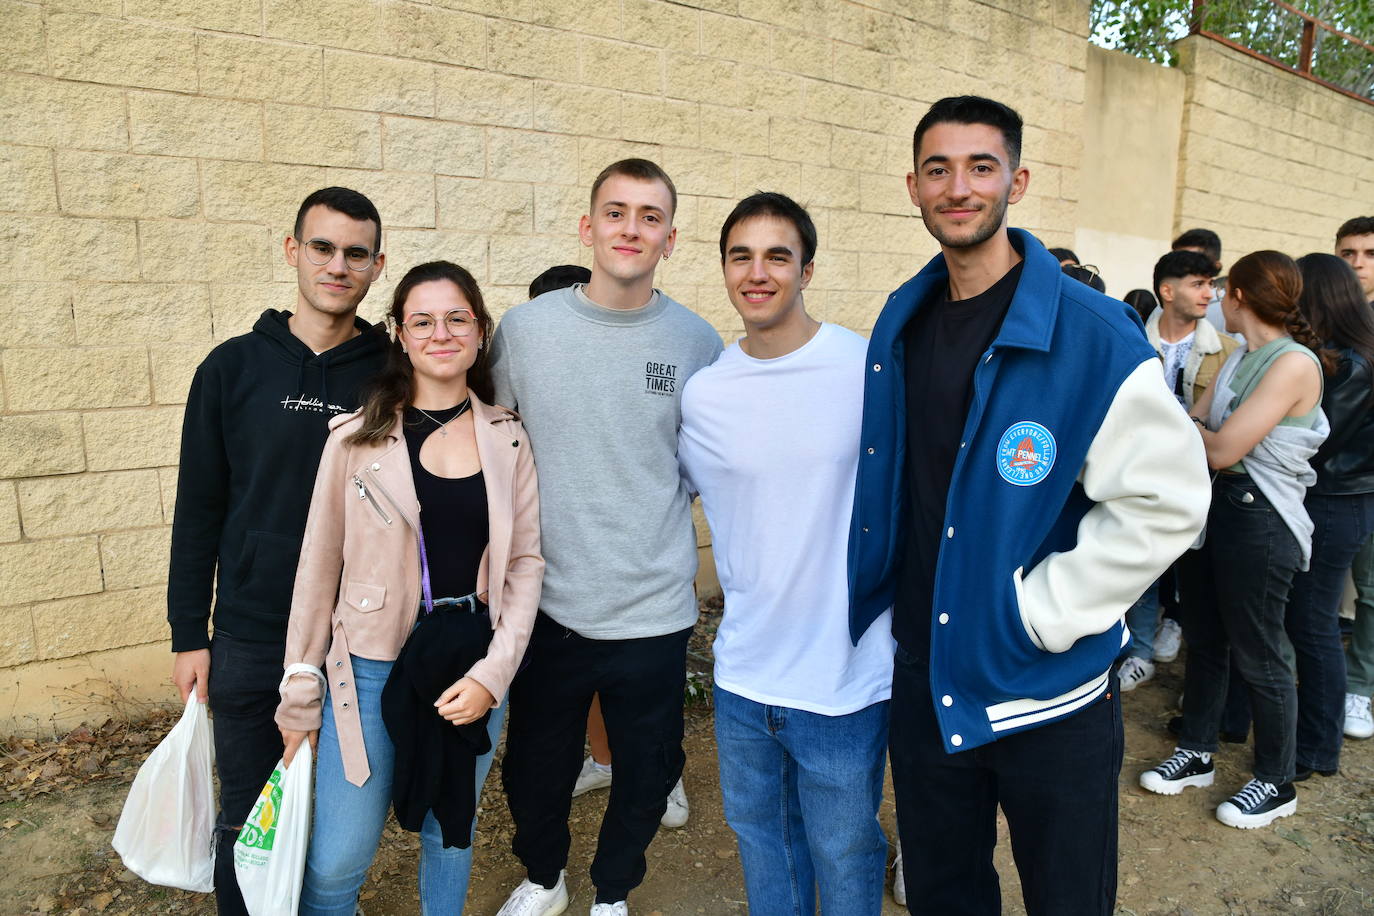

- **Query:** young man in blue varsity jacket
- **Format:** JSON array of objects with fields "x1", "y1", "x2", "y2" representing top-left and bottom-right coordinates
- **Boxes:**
[{"x1": 848, "y1": 96, "x2": 1211, "y2": 915}]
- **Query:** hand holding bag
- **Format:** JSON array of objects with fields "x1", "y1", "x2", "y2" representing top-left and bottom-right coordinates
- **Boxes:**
[
  {"x1": 234, "y1": 748, "x2": 314, "y2": 915},
  {"x1": 111, "y1": 693, "x2": 217, "y2": 893}
]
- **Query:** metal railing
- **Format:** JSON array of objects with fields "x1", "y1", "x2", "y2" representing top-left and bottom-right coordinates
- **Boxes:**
[{"x1": 1191, "y1": 0, "x2": 1374, "y2": 104}]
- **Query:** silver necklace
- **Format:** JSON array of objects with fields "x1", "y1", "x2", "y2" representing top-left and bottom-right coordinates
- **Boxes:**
[{"x1": 413, "y1": 397, "x2": 470, "y2": 436}]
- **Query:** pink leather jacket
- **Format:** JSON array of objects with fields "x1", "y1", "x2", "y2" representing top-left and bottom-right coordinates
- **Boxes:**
[{"x1": 275, "y1": 393, "x2": 542, "y2": 786}]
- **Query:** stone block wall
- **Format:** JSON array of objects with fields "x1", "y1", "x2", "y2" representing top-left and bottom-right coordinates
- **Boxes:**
[
  {"x1": 2, "y1": 0, "x2": 1092, "y2": 731},
  {"x1": 1174, "y1": 35, "x2": 1374, "y2": 267}
]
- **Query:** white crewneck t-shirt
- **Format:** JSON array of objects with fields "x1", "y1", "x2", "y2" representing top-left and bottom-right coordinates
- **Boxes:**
[{"x1": 678, "y1": 323, "x2": 894, "y2": 715}]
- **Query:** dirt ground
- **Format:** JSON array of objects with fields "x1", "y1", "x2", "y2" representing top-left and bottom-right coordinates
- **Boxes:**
[{"x1": 3, "y1": 602, "x2": 1373, "y2": 915}]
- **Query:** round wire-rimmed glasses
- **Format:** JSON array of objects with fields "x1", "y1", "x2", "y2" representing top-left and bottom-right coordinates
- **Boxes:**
[{"x1": 401, "y1": 310, "x2": 478, "y2": 339}]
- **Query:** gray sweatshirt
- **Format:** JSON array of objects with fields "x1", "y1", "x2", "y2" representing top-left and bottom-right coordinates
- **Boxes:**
[{"x1": 489, "y1": 285, "x2": 723, "y2": 638}]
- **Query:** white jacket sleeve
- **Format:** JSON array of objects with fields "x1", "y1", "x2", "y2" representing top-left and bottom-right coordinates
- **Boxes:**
[{"x1": 1016, "y1": 359, "x2": 1211, "y2": 653}]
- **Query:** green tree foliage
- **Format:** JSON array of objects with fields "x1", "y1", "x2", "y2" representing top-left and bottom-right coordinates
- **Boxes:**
[{"x1": 1091, "y1": 0, "x2": 1374, "y2": 98}]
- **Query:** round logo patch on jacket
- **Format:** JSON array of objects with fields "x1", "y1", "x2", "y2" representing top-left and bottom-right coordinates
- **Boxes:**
[{"x1": 996, "y1": 421, "x2": 1056, "y2": 486}]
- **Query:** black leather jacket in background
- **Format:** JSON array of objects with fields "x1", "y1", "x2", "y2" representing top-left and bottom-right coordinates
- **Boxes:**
[{"x1": 1311, "y1": 347, "x2": 1374, "y2": 495}]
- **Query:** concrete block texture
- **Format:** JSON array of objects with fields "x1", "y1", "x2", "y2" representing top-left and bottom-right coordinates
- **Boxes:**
[
  {"x1": 129, "y1": 93, "x2": 264, "y2": 161},
  {"x1": 49, "y1": 12, "x2": 199, "y2": 93},
  {"x1": 0, "y1": 75, "x2": 129, "y2": 150},
  {"x1": 32, "y1": 586, "x2": 167, "y2": 660},
  {"x1": 267, "y1": 103, "x2": 382, "y2": 169},
  {"x1": 0, "y1": 605, "x2": 36, "y2": 668},
  {"x1": 1, "y1": 146, "x2": 59, "y2": 214},
  {"x1": 82, "y1": 406, "x2": 184, "y2": 472},
  {"x1": 0, "y1": 485, "x2": 19, "y2": 543},
  {"x1": 0, "y1": 537, "x2": 104, "y2": 608},
  {"x1": 56, "y1": 152, "x2": 201, "y2": 220},
  {"x1": 17, "y1": 470, "x2": 163, "y2": 540},
  {"x1": 0, "y1": 414, "x2": 86, "y2": 479},
  {"x1": 99, "y1": 527, "x2": 173, "y2": 590},
  {"x1": 0, "y1": 284, "x2": 73, "y2": 350},
  {"x1": 3, "y1": 347, "x2": 151, "y2": 412}
]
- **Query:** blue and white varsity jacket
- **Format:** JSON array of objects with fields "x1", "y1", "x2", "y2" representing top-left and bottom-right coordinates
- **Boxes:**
[{"x1": 848, "y1": 230, "x2": 1210, "y2": 753}]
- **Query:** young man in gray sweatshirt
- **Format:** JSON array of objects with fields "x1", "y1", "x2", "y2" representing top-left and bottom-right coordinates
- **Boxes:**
[{"x1": 491, "y1": 159, "x2": 723, "y2": 916}]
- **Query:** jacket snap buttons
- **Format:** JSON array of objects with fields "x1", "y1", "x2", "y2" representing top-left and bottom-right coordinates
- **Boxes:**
[
  {"x1": 342, "y1": 701, "x2": 350, "y2": 709},
  {"x1": 867, "y1": 447, "x2": 875, "y2": 455},
  {"x1": 512, "y1": 440, "x2": 519, "y2": 447},
  {"x1": 938, "y1": 613, "x2": 949, "y2": 624},
  {"x1": 1241, "y1": 491, "x2": 1255, "y2": 504},
  {"x1": 946, "y1": 526, "x2": 954, "y2": 538},
  {"x1": 951, "y1": 734, "x2": 963, "y2": 747},
  {"x1": 873, "y1": 363, "x2": 881, "y2": 372},
  {"x1": 371, "y1": 463, "x2": 380, "y2": 471},
  {"x1": 942, "y1": 695, "x2": 953, "y2": 707},
  {"x1": 862, "y1": 526, "x2": 869, "y2": 533},
  {"x1": 335, "y1": 660, "x2": 343, "y2": 668},
  {"x1": 338, "y1": 681, "x2": 346, "y2": 688},
  {"x1": 359, "y1": 598, "x2": 369, "y2": 608}
]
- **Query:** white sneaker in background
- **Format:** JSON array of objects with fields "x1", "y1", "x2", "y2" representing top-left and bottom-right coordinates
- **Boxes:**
[
  {"x1": 1153, "y1": 618, "x2": 1183, "y2": 663},
  {"x1": 660, "y1": 777, "x2": 689, "y2": 828},
  {"x1": 1118, "y1": 656, "x2": 1156, "y2": 692},
  {"x1": 1344, "y1": 693, "x2": 1374, "y2": 739},
  {"x1": 572, "y1": 756, "x2": 613, "y2": 797},
  {"x1": 495, "y1": 871, "x2": 569, "y2": 916},
  {"x1": 590, "y1": 903, "x2": 628, "y2": 916}
]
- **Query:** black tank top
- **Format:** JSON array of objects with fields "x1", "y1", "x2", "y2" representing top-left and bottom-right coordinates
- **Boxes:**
[{"x1": 402, "y1": 404, "x2": 489, "y2": 600}]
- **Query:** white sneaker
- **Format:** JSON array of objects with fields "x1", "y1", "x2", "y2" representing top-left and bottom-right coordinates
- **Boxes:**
[
  {"x1": 590, "y1": 903, "x2": 628, "y2": 916},
  {"x1": 496, "y1": 872, "x2": 569, "y2": 916},
  {"x1": 1118, "y1": 656, "x2": 1155, "y2": 691},
  {"x1": 660, "y1": 777, "x2": 689, "y2": 828},
  {"x1": 572, "y1": 756, "x2": 613, "y2": 797},
  {"x1": 1344, "y1": 693, "x2": 1374, "y2": 739},
  {"x1": 892, "y1": 850, "x2": 906, "y2": 906},
  {"x1": 1153, "y1": 618, "x2": 1183, "y2": 663}
]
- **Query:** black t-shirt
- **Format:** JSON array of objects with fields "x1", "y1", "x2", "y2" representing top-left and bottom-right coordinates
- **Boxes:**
[
  {"x1": 402, "y1": 405, "x2": 489, "y2": 601},
  {"x1": 893, "y1": 261, "x2": 1023, "y2": 658}
]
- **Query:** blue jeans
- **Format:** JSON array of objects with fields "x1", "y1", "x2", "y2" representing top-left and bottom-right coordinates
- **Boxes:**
[
  {"x1": 301, "y1": 655, "x2": 506, "y2": 916},
  {"x1": 1177, "y1": 475, "x2": 1299, "y2": 785},
  {"x1": 1285, "y1": 492, "x2": 1374, "y2": 770},
  {"x1": 713, "y1": 687, "x2": 888, "y2": 916},
  {"x1": 1125, "y1": 581, "x2": 1160, "y2": 659}
]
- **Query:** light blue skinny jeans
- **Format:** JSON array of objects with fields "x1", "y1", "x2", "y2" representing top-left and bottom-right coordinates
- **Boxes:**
[
  {"x1": 713, "y1": 685, "x2": 889, "y2": 916},
  {"x1": 1125, "y1": 580, "x2": 1160, "y2": 660},
  {"x1": 300, "y1": 654, "x2": 505, "y2": 916}
]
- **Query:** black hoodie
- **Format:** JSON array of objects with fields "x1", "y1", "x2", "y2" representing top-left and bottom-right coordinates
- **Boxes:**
[{"x1": 168, "y1": 309, "x2": 387, "y2": 651}]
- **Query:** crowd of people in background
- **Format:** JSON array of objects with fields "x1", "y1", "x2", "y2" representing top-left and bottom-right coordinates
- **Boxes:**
[
  {"x1": 161, "y1": 87, "x2": 1374, "y2": 916},
  {"x1": 1059, "y1": 220, "x2": 1374, "y2": 829}
]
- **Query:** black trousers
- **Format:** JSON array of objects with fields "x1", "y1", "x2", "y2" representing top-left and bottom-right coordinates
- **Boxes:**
[
  {"x1": 890, "y1": 647, "x2": 1122, "y2": 916},
  {"x1": 207, "y1": 634, "x2": 286, "y2": 916},
  {"x1": 501, "y1": 613, "x2": 689, "y2": 904}
]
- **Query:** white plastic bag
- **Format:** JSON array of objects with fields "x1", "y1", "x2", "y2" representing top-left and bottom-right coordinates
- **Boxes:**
[
  {"x1": 234, "y1": 749, "x2": 313, "y2": 915},
  {"x1": 111, "y1": 693, "x2": 217, "y2": 892}
]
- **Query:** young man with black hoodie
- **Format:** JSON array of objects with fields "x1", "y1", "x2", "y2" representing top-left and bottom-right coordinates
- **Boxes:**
[{"x1": 167, "y1": 187, "x2": 387, "y2": 915}]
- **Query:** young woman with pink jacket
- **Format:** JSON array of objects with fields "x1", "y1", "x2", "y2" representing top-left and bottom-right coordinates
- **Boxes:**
[{"x1": 274, "y1": 260, "x2": 542, "y2": 914}]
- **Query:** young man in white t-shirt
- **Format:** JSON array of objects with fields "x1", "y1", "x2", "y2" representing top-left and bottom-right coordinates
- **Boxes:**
[{"x1": 678, "y1": 193, "x2": 895, "y2": 915}]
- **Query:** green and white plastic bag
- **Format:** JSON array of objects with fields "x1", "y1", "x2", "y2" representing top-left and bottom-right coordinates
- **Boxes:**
[
  {"x1": 234, "y1": 749, "x2": 313, "y2": 915},
  {"x1": 111, "y1": 693, "x2": 216, "y2": 892}
]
